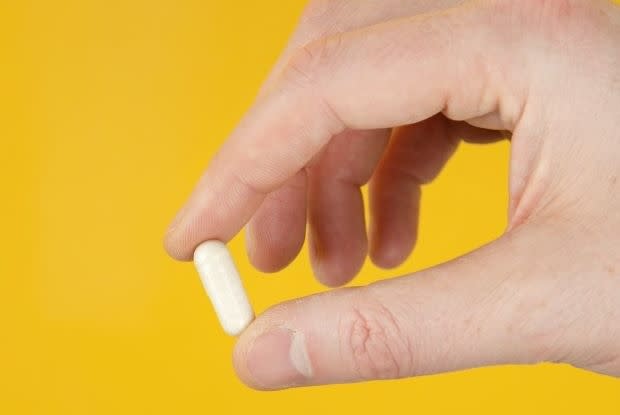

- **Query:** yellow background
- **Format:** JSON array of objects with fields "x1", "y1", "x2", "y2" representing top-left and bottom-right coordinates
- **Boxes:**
[{"x1": 2, "y1": 1, "x2": 619, "y2": 413}]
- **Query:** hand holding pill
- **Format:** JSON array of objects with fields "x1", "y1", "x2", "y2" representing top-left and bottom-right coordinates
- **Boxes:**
[{"x1": 167, "y1": 0, "x2": 620, "y2": 388}]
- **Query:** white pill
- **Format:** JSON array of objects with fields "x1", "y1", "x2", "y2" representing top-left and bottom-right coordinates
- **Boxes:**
[{"x1": 193, "y1": 241, "x2": 254, "y2": 336}]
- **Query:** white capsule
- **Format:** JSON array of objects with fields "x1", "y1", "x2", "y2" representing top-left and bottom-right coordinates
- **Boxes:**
[{"x1": 193, "y1": 241, "x2": 254, "y2": 336}]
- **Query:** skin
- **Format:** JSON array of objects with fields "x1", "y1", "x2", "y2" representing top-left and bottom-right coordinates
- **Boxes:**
[{"x1": 165, "y1": 0, "x2": 620, "y2": 389}]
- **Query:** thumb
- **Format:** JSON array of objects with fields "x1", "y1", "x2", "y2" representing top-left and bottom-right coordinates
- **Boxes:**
[{"x1": 233, "y1": 225, "x2": 559, "y2": 389}]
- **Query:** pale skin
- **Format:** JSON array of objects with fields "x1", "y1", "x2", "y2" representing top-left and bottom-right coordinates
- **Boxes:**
[{"x1": 165, "y1": 0, "x2": 620, "y2": 388}]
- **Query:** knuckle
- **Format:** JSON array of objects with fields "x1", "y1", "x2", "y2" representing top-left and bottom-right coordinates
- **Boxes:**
[
  {"x1": 283, "y1": 33, "x2": 342, "y2": 88},
  {"x1": 299, "y1": 0, "x2": 332, "y2": 32},
  {"x1": 492, "y1": 0, "x2": 601, "y2": 35},
  {"x1": 338, "y1": 299, "x2": 414, "y2": 380},
  {"x1": 492, "y1": 0, "x2": 573, "y2": 19},
  {"x1": 298, "y1": 0, "x2": 348, "y2": 40},
  {"x1": 586, "y1": 354, "x2": 620, "y2": 377}
]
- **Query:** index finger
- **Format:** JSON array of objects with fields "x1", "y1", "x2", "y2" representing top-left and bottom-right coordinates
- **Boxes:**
[
  {"x1": 164, "y1": 3, "x2": 516, "y2": 260},
  {"x1": 164, "y1": 79, "x2": 344, "y2": 260}
]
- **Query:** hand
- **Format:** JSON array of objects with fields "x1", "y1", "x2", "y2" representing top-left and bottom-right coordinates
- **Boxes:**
[{"x1": 165, "y1": 0, "x2": 620, "y2": 388}]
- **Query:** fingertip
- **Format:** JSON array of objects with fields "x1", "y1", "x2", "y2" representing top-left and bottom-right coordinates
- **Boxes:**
[
  {"x1": 244, "y1": 172, "x2": 308, "y2": 273},
  {"x1": 233, "y1": 305, "x2": 313, "y2": 390},
  {"x1": 310, "y1": 237, "x2": 367, "y2": 287},
  {"x1": 232, "y1": 332, "x2": 262, "y2": 390},
  {"x1": 245, "y1": 225, "x2": 302, "y2": 273},
  {"x1": 369, "y1": 219, "x2": 417, "y2": 269},
  {"x1": 232, "y1": 311, "x2": 265, "y2": 389},
  {"x1": 163, "y1": 228, "x2": 193, "y2": 262},
  {"x1": 369, "y1": 241, "x2": 412, "y2": 269},
  {"x1": 312, "y1": 261, "x2": 361, "y2": 287}
]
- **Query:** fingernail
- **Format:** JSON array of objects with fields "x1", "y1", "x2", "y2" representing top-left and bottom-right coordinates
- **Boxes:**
[{"x1": 246, "y1": 328, "x2": 312, "y2": 388}]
